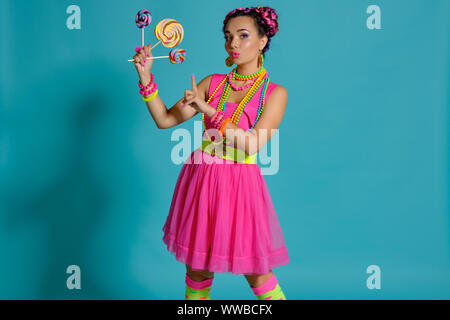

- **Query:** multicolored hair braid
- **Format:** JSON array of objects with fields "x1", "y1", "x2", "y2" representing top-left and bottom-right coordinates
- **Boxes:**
[{"x1": 223, "y1": 6, "x2": 279, "y2": 58}]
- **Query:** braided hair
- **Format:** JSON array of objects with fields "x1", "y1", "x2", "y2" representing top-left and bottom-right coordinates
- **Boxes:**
[{"x1": 223, "y1": 6, "x2": 279, "y2": 58}]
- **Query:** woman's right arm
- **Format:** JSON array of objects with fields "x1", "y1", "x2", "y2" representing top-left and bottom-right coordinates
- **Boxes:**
[
  {"x1": 133, "y1": 44, "x2": 213, "y2": 129},
  {"x1": 143, "y1": 74, "x2": 213, "y2": 129}
]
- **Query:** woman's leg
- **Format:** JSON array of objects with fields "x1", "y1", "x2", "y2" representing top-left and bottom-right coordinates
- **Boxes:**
[
  {"x1": 185, "y1": 264, "x2": 214, "y2": 300},
  {"x1": 186, "y1": 264, "x2": 214, "y2": 281},
  {"x1": 244, "y1": 270, "x2": 287, "y2": 300},
  {"x1": 244, "y1": 270, "x2": 274, "y2": 288}
]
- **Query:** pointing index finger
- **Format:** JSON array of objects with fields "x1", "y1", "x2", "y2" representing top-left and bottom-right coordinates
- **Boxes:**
[{"x1": 192, "y1": 74, "x2": 197, "y2": 92}]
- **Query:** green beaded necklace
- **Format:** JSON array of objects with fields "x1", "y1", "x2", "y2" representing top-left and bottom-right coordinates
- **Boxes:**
[{"x1": 233, "y1": 64, "x2": 264, "y2": 80}]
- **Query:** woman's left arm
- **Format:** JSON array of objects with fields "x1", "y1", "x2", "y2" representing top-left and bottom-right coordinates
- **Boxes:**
[{"x1": 221, "y1": 85, "x2": 288, "y2": 156}]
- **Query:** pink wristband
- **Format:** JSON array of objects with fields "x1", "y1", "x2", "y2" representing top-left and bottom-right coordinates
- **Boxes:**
[
  {"x1": 140, "y1": 82, "x2": 158, "y2": 96},
  {"x1": 139, "y1": 73, "x2": 154, "y2": 90},
  {"x1": 215, "y1": 115, "x2": 225, "y2": 130},
  {"x1": 211, "y1": 111, "x2": 221, "y2": 126},
  {"x1": 214, "y1": 113, "x2": 224, "y2": 128},
  {"x1": 210, "y1": 110, "x2": 220, "y2": 123}
]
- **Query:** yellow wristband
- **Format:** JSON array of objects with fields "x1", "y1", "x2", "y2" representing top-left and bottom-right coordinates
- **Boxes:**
[{"x1": 142, "y1": 89, "x2": 159, "y2": 102}]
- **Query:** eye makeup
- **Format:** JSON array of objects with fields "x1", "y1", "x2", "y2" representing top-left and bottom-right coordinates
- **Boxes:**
[{"x1": 224, "y1": 33, "x2": 249, "y2": 41}]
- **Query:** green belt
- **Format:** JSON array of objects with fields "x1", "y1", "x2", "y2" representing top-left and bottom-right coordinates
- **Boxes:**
[{"x1": 200, "y1": 140, "x2": 256, "y2": 164}]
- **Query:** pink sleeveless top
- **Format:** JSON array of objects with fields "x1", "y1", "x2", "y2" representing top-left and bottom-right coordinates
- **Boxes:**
[{"x1": 203, "y1": 73, "x2": 279, "y2": 132}]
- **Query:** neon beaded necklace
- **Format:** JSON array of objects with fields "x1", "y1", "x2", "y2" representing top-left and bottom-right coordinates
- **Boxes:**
[{"x1": 202, "y1": 67, "x2": 270, "y2": 144}]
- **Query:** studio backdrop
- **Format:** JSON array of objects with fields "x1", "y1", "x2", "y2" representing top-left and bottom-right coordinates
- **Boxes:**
[{"x1": 0, "y1": 0, "x2": 449, "y2": 299}]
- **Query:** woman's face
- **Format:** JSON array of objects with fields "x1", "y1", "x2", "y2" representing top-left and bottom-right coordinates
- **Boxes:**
[{"x1": 224, "y1": 16, "x2": 267, "y2": 65}]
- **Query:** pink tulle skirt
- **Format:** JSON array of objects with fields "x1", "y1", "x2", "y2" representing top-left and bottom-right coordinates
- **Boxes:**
[{"x1": 162, "y1": 148, "x2": 289, "y2": 275}]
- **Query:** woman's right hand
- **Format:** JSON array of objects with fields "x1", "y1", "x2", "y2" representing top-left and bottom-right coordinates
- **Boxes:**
[{"x1": 133, "y1": 44, "x2": 154, "y2": 85}]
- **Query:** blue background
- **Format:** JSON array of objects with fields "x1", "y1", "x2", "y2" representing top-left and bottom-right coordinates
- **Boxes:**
[{"x1": 0, "y1": 0, "x2": 449, "y2": 299}]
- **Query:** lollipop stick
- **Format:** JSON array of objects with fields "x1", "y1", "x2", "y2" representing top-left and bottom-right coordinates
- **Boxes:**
[
  {"x1": 151, "y1": 40, "x2": 162, "y2": 50},
  {"x1": 147, "y1": 56, "x2": 169, "y2": 59},
  {"x1": 127, "y1": 56, "x2": 169, "y2": 62},
  {"x1": 142, "y1": 28, "x2": 144, "y2": 48}
]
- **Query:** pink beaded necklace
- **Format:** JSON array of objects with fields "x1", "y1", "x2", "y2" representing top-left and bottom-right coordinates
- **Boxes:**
[{"x1": 227, "y1": 71, "x2": 257, "y2": 91}]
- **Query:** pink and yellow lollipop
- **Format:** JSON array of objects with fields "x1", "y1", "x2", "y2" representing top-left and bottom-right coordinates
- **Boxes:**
[{"x1": 152, "y1": 19, "x2": 184, "y2": 49}]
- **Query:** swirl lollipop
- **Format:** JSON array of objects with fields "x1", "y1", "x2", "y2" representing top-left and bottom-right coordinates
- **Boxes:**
[
  {"x1": 169, "y1": 48, "x2": 186, "y2": 64},
  {"x1": 151, "y1": 18, "x2": 184, "y2": 50},
  {"x1": 135, "y1": 10, "x2": 152, "y2": 47}
]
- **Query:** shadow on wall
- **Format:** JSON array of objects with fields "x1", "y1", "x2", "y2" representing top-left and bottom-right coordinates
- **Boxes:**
[{"x1": 0, "y1": 60, "x2": 153, "y2": 299}]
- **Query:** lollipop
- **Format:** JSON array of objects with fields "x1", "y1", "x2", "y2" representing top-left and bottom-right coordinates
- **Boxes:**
[
  {"x1": 169, "y1": 48, "x2": 186, "y2": 64},
  {"x1": 135, "y1": 10, "x2": 152, "y2": 47},
  {"x1": 152, "y1": 19, "x2": 184, "y2": 49}
]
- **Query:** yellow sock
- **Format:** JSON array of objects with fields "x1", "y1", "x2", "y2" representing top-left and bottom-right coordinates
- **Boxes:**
[
  {"x1": 251, "y1": 273, "x2": 286, "y2": 300},
  {"x1": 185, "y1": 273, "x2": 213, "y2": 300}
]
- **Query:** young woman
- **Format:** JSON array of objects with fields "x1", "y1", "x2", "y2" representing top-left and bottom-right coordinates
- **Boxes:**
[{"x1": 132, "y1": 6, "x2": 289, "y2": 300}]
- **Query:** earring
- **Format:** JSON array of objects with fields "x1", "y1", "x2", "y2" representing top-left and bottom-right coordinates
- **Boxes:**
[
  {"x1": 257, "y1": 53, "x2": 264, "y2": 67},
  {"x1": 225, "y1": 56, "x2": 233, "y2": 67}
]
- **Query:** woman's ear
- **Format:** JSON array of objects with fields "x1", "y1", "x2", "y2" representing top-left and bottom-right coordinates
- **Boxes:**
[{"x1": 260, "y1": 35, "x2": 268, "y2": 51}]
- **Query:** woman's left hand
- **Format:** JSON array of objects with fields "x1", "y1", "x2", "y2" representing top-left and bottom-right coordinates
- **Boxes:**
[{"x1": 183, "y1": 74, "x2": 213, "y2": 115}]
